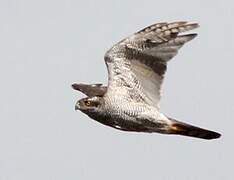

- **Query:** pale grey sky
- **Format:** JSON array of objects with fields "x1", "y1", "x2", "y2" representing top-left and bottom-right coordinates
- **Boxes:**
[{"x1": 0, "y1": 0, "x2": 233, "y2": 179}]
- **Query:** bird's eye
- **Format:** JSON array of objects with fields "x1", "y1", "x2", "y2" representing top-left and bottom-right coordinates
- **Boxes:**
[{"x1": 84, "y1": 100, "x2": 91, "y2": 106}]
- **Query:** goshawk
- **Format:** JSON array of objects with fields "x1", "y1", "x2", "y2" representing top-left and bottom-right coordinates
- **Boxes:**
[{"x1": 72, "y1": 21, "x2": 221, "y2": 140}]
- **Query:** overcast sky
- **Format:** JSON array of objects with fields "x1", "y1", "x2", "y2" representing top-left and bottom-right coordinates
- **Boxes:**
[{"x1": 0, "y1": 0, "x2": 233, "y2": 179}]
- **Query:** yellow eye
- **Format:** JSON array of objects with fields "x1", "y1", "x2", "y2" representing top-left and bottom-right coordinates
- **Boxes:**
[{"x1": 85, "y1": 100, "x2": 91, "y2": 106}]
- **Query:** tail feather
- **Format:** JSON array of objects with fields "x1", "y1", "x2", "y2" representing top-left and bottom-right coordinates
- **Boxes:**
[{"x1": 168, "y1": 118, "x2": 221, "y2": 140}]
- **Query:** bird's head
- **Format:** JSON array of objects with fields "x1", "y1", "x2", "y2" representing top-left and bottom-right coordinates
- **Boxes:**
[{"x1": 75, "y1": 96, "x2": 103, "y2": 114}]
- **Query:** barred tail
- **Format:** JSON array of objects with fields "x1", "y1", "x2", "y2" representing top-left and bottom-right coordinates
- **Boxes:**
[{"x1": 168, "y1": 118, "x2": 221, "y2": 140}]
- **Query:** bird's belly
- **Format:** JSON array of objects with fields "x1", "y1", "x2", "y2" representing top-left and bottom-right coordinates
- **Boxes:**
[
  {"x1": 96, "y1": 99, "x2": 156, "y2": 132},
  {"x1": 92, "y1": 113, "x2": 150, "y2": 132}
]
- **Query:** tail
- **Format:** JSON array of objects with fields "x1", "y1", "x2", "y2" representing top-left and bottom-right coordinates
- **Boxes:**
[{"x1": 168, "y1": 118, "x2": 221, "y2": 140}]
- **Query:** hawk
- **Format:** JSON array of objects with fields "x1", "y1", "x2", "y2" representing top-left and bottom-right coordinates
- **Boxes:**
[{"x1": 72, "y1": 21, "x2": 221, "y2": 140}]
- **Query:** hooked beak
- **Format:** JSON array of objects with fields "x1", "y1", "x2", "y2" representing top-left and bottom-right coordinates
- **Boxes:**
[{"x1": 75, "y1": 101, "x2": 80, "y2": 110}]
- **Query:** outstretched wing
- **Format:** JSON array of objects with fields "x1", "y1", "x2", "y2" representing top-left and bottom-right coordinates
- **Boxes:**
[
  {"x1": 104, "y1": 21, "x2": 199, "y2": 109},
  {"x1": 72, "y1": 83, "x2": 107, "y2": 97}
]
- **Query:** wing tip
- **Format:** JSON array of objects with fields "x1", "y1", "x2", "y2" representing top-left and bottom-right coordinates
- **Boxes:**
[
  {"x1": 137, "y1": 21, "x2": 199, "y2": 33},
  {"x1": 186, "y1": 22, "x2": 199, "y2": 28},
  {"x1": 71, "y1": 83, "x2": 81, "y2": 91},
  {"x1": 178, "y1": 33, "x2": 198, "y2": 41}
]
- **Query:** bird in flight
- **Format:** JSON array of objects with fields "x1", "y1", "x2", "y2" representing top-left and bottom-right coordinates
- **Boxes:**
[{"x1": 72, "y1": 21, "x2": 221, "y2": 140}]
